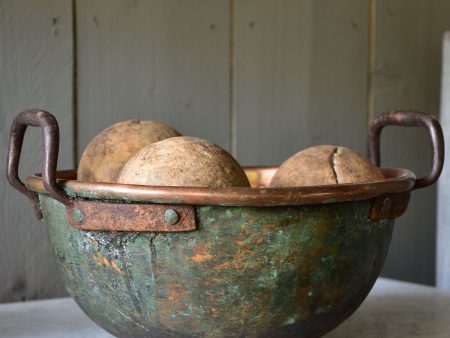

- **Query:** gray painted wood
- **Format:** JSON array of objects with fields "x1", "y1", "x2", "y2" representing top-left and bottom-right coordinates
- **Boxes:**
[
  {"x1": 0, "y1": 0, "x2": 73, "y2": 302},
  {"x1": 76, "y1": 0, "x2": 230, "y2": 158},
  {"x1": 234, "y1": 0, "x2": 370, "y2": 166},
  {"x1": 371, "y1": 0, "x2": 450, "y2": 285},
  {"x1": 437, "y1": 32, "x2": 450, "y2": 290}
]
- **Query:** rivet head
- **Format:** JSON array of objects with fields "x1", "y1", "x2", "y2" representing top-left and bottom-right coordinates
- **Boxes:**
[
  {"x1": 381, "y1": 198, "x2": 392, "y2": 214},
  {"x1": 72, "y1": 208, "x2": 84, "y2": 223},
  {"x1": 164, "y1": 209, "x2": 179, "y2": 225}
]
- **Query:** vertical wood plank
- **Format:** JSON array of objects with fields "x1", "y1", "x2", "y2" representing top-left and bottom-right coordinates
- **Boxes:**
[
  {"x1": 76, "y1": 0, "x2": 230, "y2": 157},
  {"x1": 437, "y1": 32, "x2": 450, "y2": 290},
  {"x1": 372, "y1": 0, "x2": 450, "y2": 285},
  {"x1": 435, "y1": 0, "x2": 450, "y2": 289},
  {"x1": 234, "y1": 0, "x2": 370, "y2": 165},
  {"x1": 0, "y1": 0, "x2": 73, "y2": 302}
]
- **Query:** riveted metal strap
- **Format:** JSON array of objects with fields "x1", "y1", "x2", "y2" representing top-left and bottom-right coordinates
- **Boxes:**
[
  {"x1": 370, "y1": 192, "x2": 411, "y2": 221},
  {"x1": 67, "y1": 200, "x2": 196, "y2": 232}
]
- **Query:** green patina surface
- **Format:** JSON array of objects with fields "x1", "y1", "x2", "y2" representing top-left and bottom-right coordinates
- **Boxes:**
[{"x1": 39, "y1": 194, "x2": 393, "y2": 338}]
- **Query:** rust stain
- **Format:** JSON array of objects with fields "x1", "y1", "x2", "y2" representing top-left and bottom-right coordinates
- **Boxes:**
[
  {"x1": 190, "y1": 244, "x2": 213, "y2": 262},
  {"x1": 232, "y1": 248, "x2": 254, "y2": 269},
  {"x1": 92, "y1": 252, "x2": 122, "y2": 272},
  {"x1": 167, "y1": 283, "x2": 187, "y2": 303},
  {"x1": 159, "y1": 307, "x2": 172, "y2": 317},
  {"x1": 263, "y1": 222, "x2": 278, "y2": 229},
  {"x1": 213, "y1": 261, "x2": 231, "y2": 270},
  {"x1": 111, "y1": 260, "x2": 121, "y2": 273},
  {"x1": 205, "y1": 307, "x2": 218, "y2": 317},
  {"x1": 92, "y1": 252, "x2": 102, "y2": 266},
  {"x1": 102, "y1": 257, "x2": 110, "y2": 267},
  {"x1": 68, "y1": 201, "x2": 196, "y2": 232},
  {"x1": 158, "y1": 283, "x2": 191, "y2": 331},
  {"x1": 190, "y1": 253, "x2": 212, "y2": 262}
]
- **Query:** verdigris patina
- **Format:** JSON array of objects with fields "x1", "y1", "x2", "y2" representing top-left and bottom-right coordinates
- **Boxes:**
[{"x1": 41, "y1": 194, "x2": 392, "y2": 338}]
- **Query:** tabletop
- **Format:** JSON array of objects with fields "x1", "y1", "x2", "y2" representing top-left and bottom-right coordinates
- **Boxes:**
[{"x1": 1, "y1": 278, "x2": 450, "y2": 338}]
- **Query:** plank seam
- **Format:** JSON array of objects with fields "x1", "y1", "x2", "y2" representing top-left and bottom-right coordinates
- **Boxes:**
[
  {"x1": 229, "y1": 0, "x2": 236, "y2": 156},
  {"x1": 366, "y1": 0, "x2": 377, "y2": 128},
  {"x1": 71, "y1": 0, "x2": 79, "y2": 167}
]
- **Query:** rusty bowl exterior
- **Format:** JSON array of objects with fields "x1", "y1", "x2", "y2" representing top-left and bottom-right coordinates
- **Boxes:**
[{"x1": 39, "y1": 193, "x2": 393, "y2": 338}]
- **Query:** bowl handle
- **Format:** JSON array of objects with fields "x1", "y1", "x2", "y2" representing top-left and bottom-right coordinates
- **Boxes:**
[
  {"x1": 367, "y1": 110, "x2": 444, "y2": 190},
  {"x1": 7, "y1": 109, "x2": 72, "y2": 219}
]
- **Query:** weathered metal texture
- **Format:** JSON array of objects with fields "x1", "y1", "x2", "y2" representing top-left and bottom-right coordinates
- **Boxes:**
[
  {"x1": 67, "y1": 200, "x2": 196, "y2": 232},
  {"x1": 24, "y1": 168, "x2": 413, "y2": 232},
  {"x1": 7, "y1": 109, "x2": 69, "y2": 219},
  {"x1": 26, "y1": 168, "x2": 416, "y2": 207},
  {"x1": 40, "y1": 194, "x2": 394, "y2": 338},
  {"x1": 367, "y1": 110, "x2": 444, "y2": 190},
  {"x1": 6, "y1": 109, "x2": 444, "y2": 337}
]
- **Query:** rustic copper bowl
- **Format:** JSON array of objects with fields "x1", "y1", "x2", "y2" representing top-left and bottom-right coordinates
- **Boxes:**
[{"x1": 7, "y1": 110, "x2": 443, "y2": 338}]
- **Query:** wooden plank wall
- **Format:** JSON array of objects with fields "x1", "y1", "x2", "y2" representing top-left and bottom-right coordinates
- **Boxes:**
[
  {"x1": 234, "y1": 0, "x2": 369, "y2": 164},
  {"x1": 373, "y1": 0, "x2": 450, "y2": 285},
  {"x1": 0, "y1": 0, "x2": 73, "y2": 302},
  {"x1": 1, "y1": 0, "x2": 450, "y2": 302},
  {"x1": 76, "y1": 0, "x2": 231, "y2": 152},
  {"x1": 438, "y1": 31, "x2": 450, "y2": 290},
  {"x1": 435, "y1": 0, "x2": 450, "y2": 291},
  {"x1": 372, "y1": 0, "x2": 438, "y2": 284}
]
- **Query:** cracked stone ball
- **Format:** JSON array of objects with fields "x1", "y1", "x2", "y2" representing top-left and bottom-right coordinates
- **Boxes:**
[
  {"x1": 117, "y1": 136, "x2": 251, "y2": 188},
  {"x1": 77, "y1": 119, "x2": 181, "y2": 183},
  {"x1": 269, "y1": 145, "x2": 384, "y2": 187}
]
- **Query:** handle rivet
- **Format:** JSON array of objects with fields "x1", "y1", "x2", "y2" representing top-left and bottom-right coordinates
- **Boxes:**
[
  {"x1": 381, "y1": 198, "x2": 392, "y2": 214},
  {"x1": 164, "y1": 209, "x2": 179, "y2": 225},
  {"x1": 72, "y1": 209, "x2": 84, "y2": 223}
]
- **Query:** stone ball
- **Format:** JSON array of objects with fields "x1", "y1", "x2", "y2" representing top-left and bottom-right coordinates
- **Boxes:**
[
  {"x1": 117, "y1": 136, "x2": 250, "y2": 188},
  {"x1": 77, "y1": 119, "x2": 181, "y2": 183},
  {"x1": 270, "y1": 145, "x2": 384, "y2": 187}
]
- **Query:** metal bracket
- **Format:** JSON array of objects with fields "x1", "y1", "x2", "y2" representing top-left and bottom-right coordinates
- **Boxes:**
[
  {"x1": 67, "y1": 200, "x2": 197, "y2": 232},
  {"x1": 370, "y1": 192, "x2": 411, "y2": 221}
]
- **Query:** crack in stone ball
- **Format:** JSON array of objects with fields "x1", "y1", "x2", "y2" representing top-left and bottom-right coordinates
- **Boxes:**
[{"x1": 270, "y1": 145, "x2": 384, "y2": 187}]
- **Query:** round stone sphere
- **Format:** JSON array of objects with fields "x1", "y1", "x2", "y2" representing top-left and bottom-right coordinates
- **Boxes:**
[
  {"x1": 77, "y1": 119, "x2": 181, "y2": 183},
  {"x1": 117, "y1": 136, "x2": 250, "y2": 188},
  {"x1": 270, "y1": 145, "x2": 384, "y2": 187}
]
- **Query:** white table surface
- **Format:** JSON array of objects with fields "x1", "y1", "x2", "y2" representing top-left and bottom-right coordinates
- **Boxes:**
[{"x1": 1, "y1": 278, "x2": 450, "y2": 338}]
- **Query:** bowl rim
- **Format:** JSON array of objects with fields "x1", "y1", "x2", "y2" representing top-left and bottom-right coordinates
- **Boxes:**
[{"x1": 25, "y1": 166, "x2": 416, "y2": 207}]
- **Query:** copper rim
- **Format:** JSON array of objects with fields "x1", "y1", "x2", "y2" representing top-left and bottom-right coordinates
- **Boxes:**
[{"x1": 25, "y1": 167, "x2": 416, "y2": 207}]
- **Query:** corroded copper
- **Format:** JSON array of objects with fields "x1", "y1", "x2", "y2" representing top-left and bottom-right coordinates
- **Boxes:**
[
  {"x1": 6, "y1": 109, "x2": 446, "y2": 337},
  {"x1": 7, "y1": 109, "x2": 443, "y2": 231},
  {"x1": 26, "y1": 167, "x2": 416, "y2": 207}
]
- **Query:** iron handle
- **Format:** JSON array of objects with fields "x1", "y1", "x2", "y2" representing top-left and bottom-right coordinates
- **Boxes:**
[
  {"x1": 7, "y1": 109, "x2": 72, "y2": 219},
  {"x1": 367, "y1": 110, "x2": 444, "y2": 190}
]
